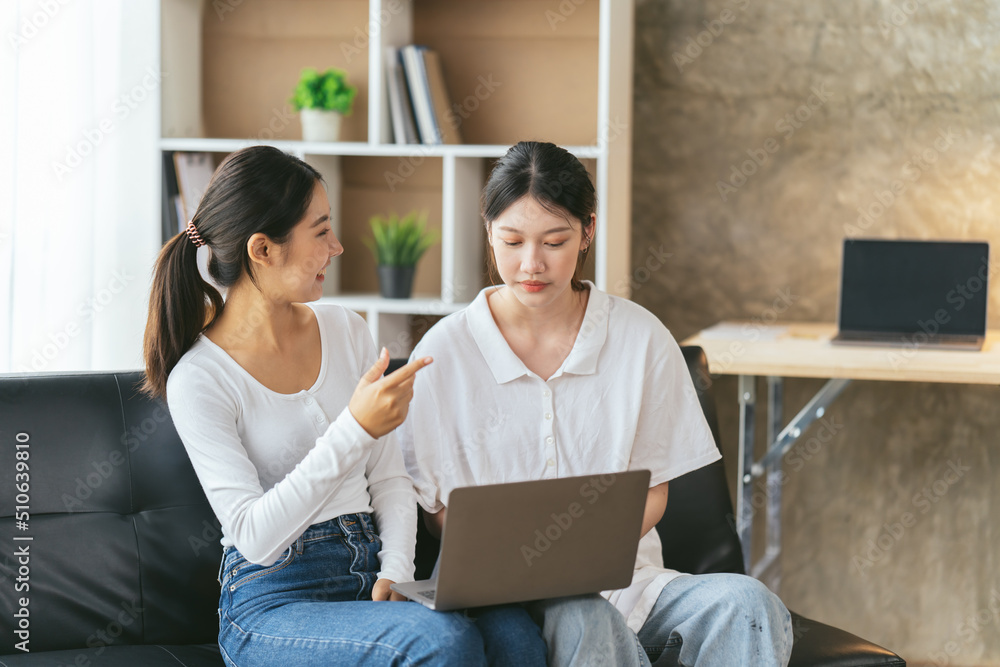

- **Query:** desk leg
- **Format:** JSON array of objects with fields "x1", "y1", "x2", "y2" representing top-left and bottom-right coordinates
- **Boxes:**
[
  {"x1": 745, "y1": 378, "x2": 851, "y2": 584},
  {"x1": 736, "y1": 374, "x2": 756, "y2": 575},
  {"x1": 762, "y1": 376, "x2": 784, "y2": 591}
]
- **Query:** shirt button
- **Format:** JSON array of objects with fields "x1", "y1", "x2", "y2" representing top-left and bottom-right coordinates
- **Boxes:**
[
  {"x1": 304, "y1": 396, "x2": 315, "y2": 406},
  {"x1": 315, "y1": 415, "x2": 324, "y2": 424},
  {"x1": 546, "y1": 459, "x2": 555, "y2": 467},
  {"x1": 543, "y1": 390, "x2": 551, "y2": 397},
  {"x1": 544, "y1": 412, "x2": 552, "y2": 420},
  {"x1": 546, "y1": 436, "x2": 554, "y2": 444}
]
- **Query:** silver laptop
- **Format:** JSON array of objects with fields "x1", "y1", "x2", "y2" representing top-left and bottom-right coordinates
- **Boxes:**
[
  {"x1": 831, "y1": 238, "x2": 989, "y2": 350},
  {"x1": 391, "y1": 470, "x2": 650, "y2": 611}
]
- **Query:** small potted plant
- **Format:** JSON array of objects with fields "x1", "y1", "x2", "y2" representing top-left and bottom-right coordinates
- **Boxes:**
[
  {"x1": 363, "y1": 211, "x2": 440, "y2": 299},
  {"x1": 290, "y1": 67, "x2": 357, "y2": 142}
]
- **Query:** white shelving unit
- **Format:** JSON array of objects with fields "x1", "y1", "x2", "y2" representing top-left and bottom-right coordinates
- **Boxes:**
[{"x1": 159, "y1": 0, "x2": 633, "y2": 354}]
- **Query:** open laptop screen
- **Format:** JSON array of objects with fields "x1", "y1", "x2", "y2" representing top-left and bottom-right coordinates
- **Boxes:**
[{"x1": 839, "y1": 239, "x2": 989, "y2": 336}]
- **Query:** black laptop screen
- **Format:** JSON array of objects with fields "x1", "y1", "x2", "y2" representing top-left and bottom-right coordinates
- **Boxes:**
[{"x1": 839, "y1": 239, "x2": 990, "y2": 336}]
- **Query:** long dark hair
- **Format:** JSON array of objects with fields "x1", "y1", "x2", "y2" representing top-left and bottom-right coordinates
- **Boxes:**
[
  {"x1": 481, "y1": 141, "x2": 596, "y2": 291},
  {"x1": 142, "y1": 146, "x2": 323, "y2": 399}
]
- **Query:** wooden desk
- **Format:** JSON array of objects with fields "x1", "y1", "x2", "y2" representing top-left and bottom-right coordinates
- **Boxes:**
[{"x1": 681, "y1": 321, "x2": 1000, "y2": 586}]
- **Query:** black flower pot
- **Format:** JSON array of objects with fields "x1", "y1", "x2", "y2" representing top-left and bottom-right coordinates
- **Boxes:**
[{"x1": 377, "y1": 265, "x2": 416, "y2": 299}]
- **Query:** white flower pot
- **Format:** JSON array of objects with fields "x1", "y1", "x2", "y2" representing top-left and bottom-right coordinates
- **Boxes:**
[{"x1": 300, "y1": 109, "x2": 343, "y2": 142}]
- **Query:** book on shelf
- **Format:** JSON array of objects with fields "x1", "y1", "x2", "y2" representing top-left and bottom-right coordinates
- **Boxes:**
[
  {"x1": 399, "y1": 45, "x2": 434, "y2": 144},
  {"x1": 385, "y1": 46, "x2": 419, "y2": 144},
  {"x1": 173, "y1": 152, "x2": 216, "y2": 223},
  {"x1": 161, "y1": 151, "x2": 181, "y2": 242},
  {"x1": 399, "y1": 45, "x2": 461, "y2": 145},
  {"x1": 422, "y1": 49, "x2": 462, "y2": 145}
]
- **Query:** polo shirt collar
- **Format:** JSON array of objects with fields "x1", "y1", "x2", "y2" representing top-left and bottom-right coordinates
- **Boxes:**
[
  {"x1": 466, "y1": 281, "x2": 611, "y2": 385},
  {"x1": 560, "y1": 282, "x2": 610, "y2": 377}
]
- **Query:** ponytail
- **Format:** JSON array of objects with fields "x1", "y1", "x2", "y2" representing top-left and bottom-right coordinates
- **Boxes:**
[
  {"x1": 140, "y1": 145, "x2": 323, "y2": 399},
  {"x1": 141, "y1": 231, "x2": 223, "y2": 399}
]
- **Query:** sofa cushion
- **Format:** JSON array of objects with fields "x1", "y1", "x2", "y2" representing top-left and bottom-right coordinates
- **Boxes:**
[{"x1": 0, "y1": 372, "x2": 222, "y2": 655}]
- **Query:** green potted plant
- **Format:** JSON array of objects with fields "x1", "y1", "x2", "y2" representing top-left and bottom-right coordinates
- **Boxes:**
[
  {"x1": 363, "y1": 211, "x2": 440, "y2": 299},
  {"x1": 290, "y1": 67, "x2": 358, "y2": 142}
]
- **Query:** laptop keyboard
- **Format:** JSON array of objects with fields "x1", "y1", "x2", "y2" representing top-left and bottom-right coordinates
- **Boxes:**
[{"x1": 418, "y1": 589, "x2": 436, "y2": 601}]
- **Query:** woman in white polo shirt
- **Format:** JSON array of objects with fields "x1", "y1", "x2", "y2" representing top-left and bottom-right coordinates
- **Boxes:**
[
  {"x1": 398, "y1": 141, "x2": 793, "y2": 666},
  {"x1": 142, "y1": 146, "x2": 546, "y2": 666}
]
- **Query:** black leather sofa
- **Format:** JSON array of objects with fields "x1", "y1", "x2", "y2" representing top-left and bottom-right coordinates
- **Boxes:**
[{"x1": 0, "y1": 352, "x2": 905, "y2": 665}]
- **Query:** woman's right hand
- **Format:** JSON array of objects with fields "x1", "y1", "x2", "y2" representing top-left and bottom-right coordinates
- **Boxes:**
[{"x1": 349, "y1": 348, "x2": 433, "y2": 439}]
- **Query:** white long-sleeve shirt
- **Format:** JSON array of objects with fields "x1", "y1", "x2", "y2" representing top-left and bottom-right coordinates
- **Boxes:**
[
  {"x1": 166, "y1": 303, "x2": 416, "y2": 584},
  {"x1": 398, "y1": 282, "x2": 721, "y2": 632}
]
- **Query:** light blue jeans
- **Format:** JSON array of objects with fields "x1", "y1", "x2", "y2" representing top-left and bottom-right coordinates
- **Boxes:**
[
  {"x1": 218, "y1": 513, "x2": 547, "y2": 666},
  {"x1": 637, "y1": 573, "x2": 793, "y2": 667},
  {"x1": 530, "y1": 574, "x2": 793, "y2": 666},
  {"x1": 526, "y1": 594, "x2": 648, "y2": 666}
]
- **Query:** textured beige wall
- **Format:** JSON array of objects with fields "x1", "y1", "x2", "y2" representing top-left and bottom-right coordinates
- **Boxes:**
[{"x1": 631, "y1": 1, "x2": 1000, "y2": 664}]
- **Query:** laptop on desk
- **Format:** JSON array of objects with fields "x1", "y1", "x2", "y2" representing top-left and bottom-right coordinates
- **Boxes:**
[
  {"x1": 391, "y1": 470, "x2": 650, "y2": 611},
  {"x1": 831, "y1": 238, "x2": 990, "y2": 350}
]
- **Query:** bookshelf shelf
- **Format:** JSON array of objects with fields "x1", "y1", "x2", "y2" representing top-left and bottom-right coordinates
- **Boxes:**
[
  {"x1": 159, "y1": 138, "x2": 602, "y2": 160},
  {"x1": 159, "y1": 0, "x2": 633, "y2": 353},
  {"x1": 317, "y1": 294, "x2": 468, "y2": 315}
]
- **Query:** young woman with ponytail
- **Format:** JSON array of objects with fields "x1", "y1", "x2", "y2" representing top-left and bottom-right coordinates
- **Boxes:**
[{"x1": 143, "y1": 145, "x2": 546, "y2": 667}]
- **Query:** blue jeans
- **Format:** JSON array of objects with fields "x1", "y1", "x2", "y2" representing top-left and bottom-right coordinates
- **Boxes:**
[
  {"x1": 525, "y1": 594, "x2": 648, "y2": 666},
  {"x1": 218, "y1": 513, "x2": 546, "y2": 666},
  {"x1": 528, "y1": 575, "x2": 793, "y2": 667},
  {"x1": 637, "y1": 573, "x2": 793, "y2": 666}
]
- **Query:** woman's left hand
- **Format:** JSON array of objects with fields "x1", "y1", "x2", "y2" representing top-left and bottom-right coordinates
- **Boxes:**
[{"x1": 372, "y1": 578, "x2": 407, "y2": 602}]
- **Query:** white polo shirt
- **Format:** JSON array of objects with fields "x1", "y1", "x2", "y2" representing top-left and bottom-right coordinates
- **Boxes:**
[{"x1": 398, "y1": 282, "x2": 721, "y2": 632}]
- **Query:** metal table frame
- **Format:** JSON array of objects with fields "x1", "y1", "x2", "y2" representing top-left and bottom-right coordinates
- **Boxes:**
[
  {"x1": 734, "y1": 375, "x2": 852, "y2": 586},
  {"x1": 686, "y1": 321, "x2": 1000, "y2": 589}
]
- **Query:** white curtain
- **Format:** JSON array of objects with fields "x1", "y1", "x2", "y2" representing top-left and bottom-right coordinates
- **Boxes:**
[{"x1": 1, "y1": 0, "x2": 160, "y2": 373}]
